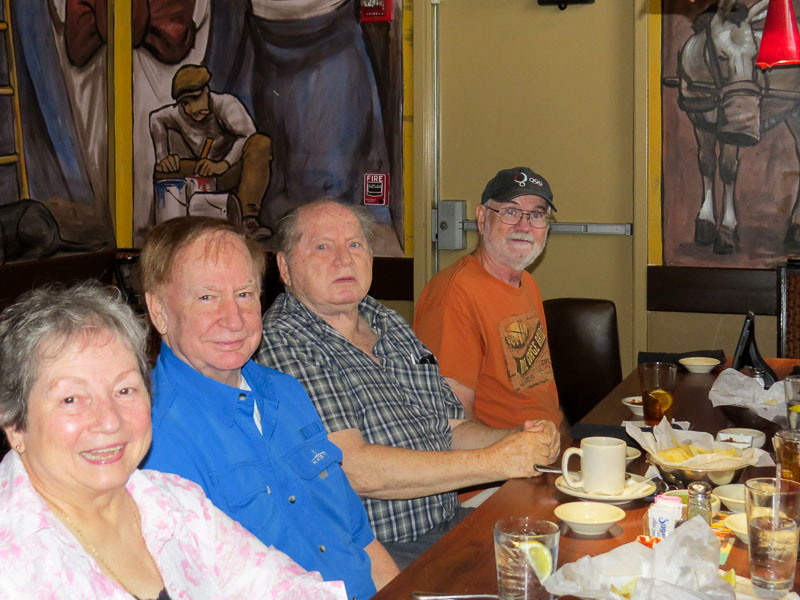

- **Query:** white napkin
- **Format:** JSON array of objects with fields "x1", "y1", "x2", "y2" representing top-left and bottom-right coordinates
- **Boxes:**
[
  {"x1": 708, "y1": 369, "x2": 789, "y2": 426},
  {"x1": 623, "y1": 419, "x2": 691, "y2": 431},
  {"x1": 625, "y1": 420, "x2": 774, "y2": 472},
  {"x1": 544, "y1": 517, "x2": 734, "y2": 599}
]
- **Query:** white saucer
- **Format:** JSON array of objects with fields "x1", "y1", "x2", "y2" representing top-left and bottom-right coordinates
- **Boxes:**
[{"x1": 555, "y1": 473, "x2": 656, "y2": 504}]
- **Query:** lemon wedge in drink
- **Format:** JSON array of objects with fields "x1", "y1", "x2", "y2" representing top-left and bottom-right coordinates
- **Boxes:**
[
  {"x1": 649, "y1": 388, "x2": 673, "y2": 412},
  {"x1": 516, "y1": 540, "x2": 553, "y2": 581}
]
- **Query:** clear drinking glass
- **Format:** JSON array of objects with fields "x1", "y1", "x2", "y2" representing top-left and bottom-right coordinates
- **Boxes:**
[
  {"x1": 494, "y1": 517, "x2": 560, "y2": 600},
  {"x1": 785, "y1": 376, "x2": 800, "y2": 429},
  {"x1": 638, "y1": 362, "x2": 677, "y2": 426},
  {"x1": 773, "y1": 430, "x2": 800, "y2": 483},
  {"x1": 745, "y1": 477, "x2": 800, "y2": 593}
]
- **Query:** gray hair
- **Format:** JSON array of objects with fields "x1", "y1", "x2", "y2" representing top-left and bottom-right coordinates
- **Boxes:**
[
  {"x1": 276, "y1": 198, "x2": 377, "y2": 256},
  {"x1": 0, "y1": 281, "x2": 150, "y2": 432}
]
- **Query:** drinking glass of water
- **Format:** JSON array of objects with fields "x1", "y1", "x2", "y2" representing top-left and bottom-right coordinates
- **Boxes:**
[
  {"x1": 494, "y1": 517, "x2": 560, "y2": 600},
  {"x1": 745, "y1": 478, "x2": 800, "y2": 594}
]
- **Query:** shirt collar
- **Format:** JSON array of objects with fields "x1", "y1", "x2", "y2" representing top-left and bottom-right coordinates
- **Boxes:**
[
  {"x1": 283, "y1": 291, "x2": 389, "y2": 339},
  {"x1": 155, "y1": 342, "x2": 264, "y2": 428}
]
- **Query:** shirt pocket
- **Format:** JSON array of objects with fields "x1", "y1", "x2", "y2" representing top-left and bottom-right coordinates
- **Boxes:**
[
  {"x1": 212, "y1": 462, "x2": 277, "y2": 531},
  {"x1": 282, "y1": 435, "x2": 343, "y2": 480}
]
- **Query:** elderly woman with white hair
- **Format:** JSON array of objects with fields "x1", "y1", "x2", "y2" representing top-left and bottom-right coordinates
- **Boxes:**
[{"x1": 0, "y1": 282, "x2": 346, "y2": 600}]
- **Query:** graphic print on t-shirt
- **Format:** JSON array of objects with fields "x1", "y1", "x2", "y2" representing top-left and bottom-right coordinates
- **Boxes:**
[{"x1": 499, "y1": 312, "x2": 553, "y2": 391}]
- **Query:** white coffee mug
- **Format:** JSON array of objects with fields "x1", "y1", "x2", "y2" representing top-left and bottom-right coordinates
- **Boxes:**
[{"x1": 561, "y1": 436, "x2": 626, "y2": 495}]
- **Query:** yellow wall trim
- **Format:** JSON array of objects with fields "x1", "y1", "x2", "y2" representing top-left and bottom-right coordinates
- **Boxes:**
[{"x1": 109, "y1": 1, "x2": 135, "y2": 248}]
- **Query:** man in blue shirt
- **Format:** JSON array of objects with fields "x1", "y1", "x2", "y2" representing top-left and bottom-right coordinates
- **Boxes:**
[{"x1": 139, "y1": 216, "x2": 398, "y2": 599}]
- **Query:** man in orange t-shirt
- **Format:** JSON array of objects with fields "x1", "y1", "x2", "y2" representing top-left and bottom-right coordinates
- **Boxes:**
[{"x1": 414, "y1": 166, "x2": 565, "y2": 436}]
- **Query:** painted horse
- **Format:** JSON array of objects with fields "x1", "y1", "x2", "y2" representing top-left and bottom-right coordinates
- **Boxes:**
[{"x1": 676, "y1": 0, "x2": 800, "y2": 253}]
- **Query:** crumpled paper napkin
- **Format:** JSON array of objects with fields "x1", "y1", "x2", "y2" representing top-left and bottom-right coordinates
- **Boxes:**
[
  {"x1": 545, "y1": 517, "x2": 734, "y2": 599},
  {"x1": 625, "y1": 420, "x2": 774, "y2": 472},
  {"x1": 709, "y1": 369, "x2": 788, "y2": 425}
]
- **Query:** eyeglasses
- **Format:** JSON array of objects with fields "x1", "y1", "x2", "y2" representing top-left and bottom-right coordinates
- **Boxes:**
[{"x1": 485, "y1": 206, "x2": 551, "y2": 229}]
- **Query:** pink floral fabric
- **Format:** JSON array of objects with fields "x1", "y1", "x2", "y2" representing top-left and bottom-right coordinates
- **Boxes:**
[{"x1": 0, "y1": 451, "x2": 348, "y2": 599}]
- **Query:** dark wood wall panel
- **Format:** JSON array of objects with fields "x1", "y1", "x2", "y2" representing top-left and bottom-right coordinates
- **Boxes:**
[
  {"x1": 647, "y1": 266, "x2": 777, "y2": 315},
  {"x1": 369, "y1": 257, "x2": 414, "y2": 301},
  {"x1": 0, "y1": 251, "x2": 117, "y2": 312}
]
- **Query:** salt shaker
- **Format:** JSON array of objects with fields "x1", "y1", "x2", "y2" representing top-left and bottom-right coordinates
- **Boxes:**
[
  {"x1": 687, "y1": 481, "x2": 712, "y2": 524},
  {"x1": 752, "y1": 368, "x2": 766, "y2": 388}
]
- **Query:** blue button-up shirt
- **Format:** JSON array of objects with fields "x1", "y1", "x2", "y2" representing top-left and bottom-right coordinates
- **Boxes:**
[{"x1": 142, "y1": 343, "x2": 376, "y2": 600}]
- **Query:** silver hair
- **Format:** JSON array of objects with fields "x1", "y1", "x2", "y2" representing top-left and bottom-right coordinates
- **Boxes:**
[
  {"x1": 0, "y1": 281, "x2": 151, "y2": 432},
  {"x1": 276, "y1": 198, "x2": 377, "y2": 256}
]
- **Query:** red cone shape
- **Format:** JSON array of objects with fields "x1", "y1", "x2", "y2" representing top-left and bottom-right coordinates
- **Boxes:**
[{"x1": 757, "y1": 0, "x2": 800, "y2": 68}]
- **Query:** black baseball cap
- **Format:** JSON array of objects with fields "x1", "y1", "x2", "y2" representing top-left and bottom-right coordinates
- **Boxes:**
[{"x1": 481, "y1": 167, "x2": 556, "y2": 212}]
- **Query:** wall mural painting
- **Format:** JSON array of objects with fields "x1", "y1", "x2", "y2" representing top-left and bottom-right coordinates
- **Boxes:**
[
  {"x1": 0, "y1": 0, "x2": 405, "y2": 265},
  {"x1": 0, "y1": 1, "x2": 114, "y2": 265},
  {"x1": 661, "y1": 0, "x2": 800, "y2": 267}
]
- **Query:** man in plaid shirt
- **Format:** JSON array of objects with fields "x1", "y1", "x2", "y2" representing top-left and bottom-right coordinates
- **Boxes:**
[{"x1": 256, "y1": 200, "x2": 560, "y2": 568}]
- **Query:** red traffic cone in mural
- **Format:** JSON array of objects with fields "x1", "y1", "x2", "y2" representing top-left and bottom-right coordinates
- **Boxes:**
[{"x1": 756, "y1": 0, "x2": 800, "y2": 68}]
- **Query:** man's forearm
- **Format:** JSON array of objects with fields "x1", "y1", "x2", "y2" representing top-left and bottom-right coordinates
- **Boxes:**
[
  {"x1": 330, "y1": 420, "x2": 554, "y2": 501},
  {"x1": 339, "y1": 442, "x2": 509, "y2": 499},
  {"x1": 449, "y1": 418, "x2": 517, "y2": 450},
  {"x1": 364, "y1": 539, "x2": 399, "y2": 589}
]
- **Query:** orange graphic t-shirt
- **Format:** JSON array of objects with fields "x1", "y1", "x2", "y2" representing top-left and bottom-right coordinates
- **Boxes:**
[{"x1": 414, "y1": 255, "x2": 563, "y2": 430}]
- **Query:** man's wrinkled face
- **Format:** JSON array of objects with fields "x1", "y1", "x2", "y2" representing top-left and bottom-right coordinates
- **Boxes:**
[
  {"x1": 476, "y1": 195, "x2": 550, "y2": 272},
  {"x1": 278, "y1": 203, "x2": 373, "y2": 320},
  {"x1": 147, "y1": 232, "x2": 262, "y2": 387},
  {"x1": 180, "y1": 87, "x2": 211, "y2": 122}
]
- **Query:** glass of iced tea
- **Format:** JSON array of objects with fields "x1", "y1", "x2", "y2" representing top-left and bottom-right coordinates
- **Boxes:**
[
  {"x1": 774, "y1": 430, "x2": 800, "y2": 483},
  {"x1": 638, "y1": 362, "x2": 677, "y2": 426}
]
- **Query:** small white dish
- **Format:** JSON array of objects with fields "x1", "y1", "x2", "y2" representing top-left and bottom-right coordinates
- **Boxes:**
[
  {"x1": 713, "y1": 483, "x2": 746, "y2": 513},
  {"x1": 626, "y1": 446, "x2": 641, "y2": 465},
  {"x1": 554, "y1": 473, "x2": 657, "y2": 505},
  {"x1": 724, "y1": 512, "x2": 749, "y2": 545},
  {"x1": 621, "y1": 396, "x2": 644, "y2": 417},
  {"x1": 679, "y1": 356, "x2": 721, "y2": 374},
  {"x1": 716, "y1": 428, "x2": 766, "y2": 449},
  {"x1": 554, "y1": 501, "x2": 625, "y2": 536},
  {"x1": 662, "y1": 489, "x2": 721, "y2": 518}
]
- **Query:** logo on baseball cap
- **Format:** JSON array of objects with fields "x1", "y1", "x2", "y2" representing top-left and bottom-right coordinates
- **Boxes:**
[{"x1": 481, "y1": 167, "x2": 556, "y2": 212}]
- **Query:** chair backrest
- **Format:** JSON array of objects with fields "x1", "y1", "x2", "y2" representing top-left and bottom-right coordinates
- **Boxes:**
[
  {"x1": 778, "y1": 261, "x2": 800, "y2": 358},
  {"x1": 542, "y1": 297, "x2": 623, "y2": 425}
]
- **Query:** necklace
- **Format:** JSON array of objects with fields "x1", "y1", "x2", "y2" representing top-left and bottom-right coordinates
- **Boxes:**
[{"x1": 49, "y1": 494, "x2": 162, "y2": 599}]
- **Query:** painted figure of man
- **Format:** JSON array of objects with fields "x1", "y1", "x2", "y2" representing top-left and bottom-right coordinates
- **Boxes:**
[{"x1": 149, "y1": 65, "x2": 272, "y2": 238}]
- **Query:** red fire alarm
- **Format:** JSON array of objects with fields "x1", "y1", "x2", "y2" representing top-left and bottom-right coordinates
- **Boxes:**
[
  {"x1": 360, "y1": 0, "x2": 393, "y2": 22},
  {"x1": 363, "y1": 173, "x2": 389, "y2": 205}
]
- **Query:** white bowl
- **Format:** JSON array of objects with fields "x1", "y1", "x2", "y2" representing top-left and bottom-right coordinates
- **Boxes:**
[
  {"x1": 662, "y1": 489, "x2": 721, "y2": 518},
  {"x1": 554, "y1": 501, "x2": 625, "y2": 536},
  {"x1": 621, "y1": 396, "x2": 644, "y2": 417},
  {"x1": 626, "y1": 446, "x2": 641, "y2": 465},
  {"x1": 679, "y1": 357, "x2": 721, "y2": 374},
  {"x1": 716, "y1": 428, "x2": 766, "y2": 450},
  {"x1": 724, "y1": 512, "x2": 749, "y2": 545},
  {"x1": 713, "y1": 484, "x2": 746, "y2": 513}
]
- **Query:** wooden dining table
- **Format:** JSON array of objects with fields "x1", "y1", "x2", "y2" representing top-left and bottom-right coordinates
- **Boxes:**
[{"x1": 371, "y1": 358, "x2": 800, "y2": 599}]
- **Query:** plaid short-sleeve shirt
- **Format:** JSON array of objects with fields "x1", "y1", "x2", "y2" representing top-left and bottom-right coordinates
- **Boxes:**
[{"x1": 256, "y1": 292, "x2": 465, "y2": 543}]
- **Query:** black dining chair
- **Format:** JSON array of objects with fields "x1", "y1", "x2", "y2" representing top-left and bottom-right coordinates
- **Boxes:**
[
  {"x1": 778, "y1": 259, "x2": 800, "y2": 358},
  {"x1": 543, "y1": 297, "x2": 623, "y2": 425}
]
